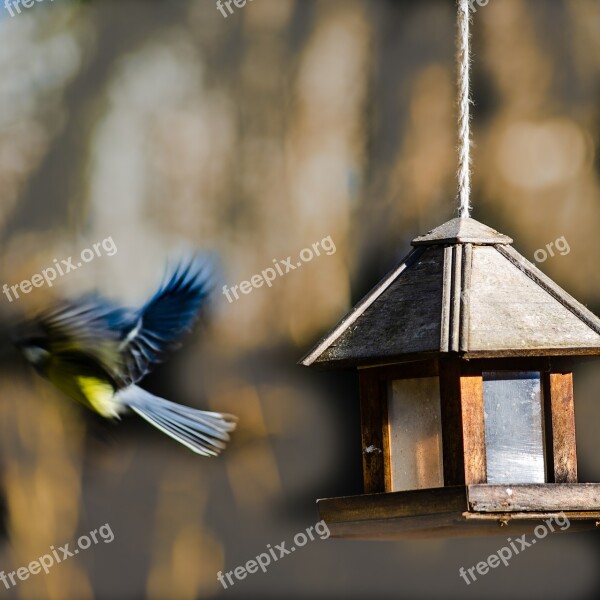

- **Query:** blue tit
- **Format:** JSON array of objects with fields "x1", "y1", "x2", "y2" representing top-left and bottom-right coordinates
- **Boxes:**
[{"x1": 13, "y1": 256, "x2": 236, "y2": 457}]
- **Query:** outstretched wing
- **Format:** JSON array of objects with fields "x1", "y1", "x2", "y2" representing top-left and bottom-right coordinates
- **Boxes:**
[
  {"x1": 118, "y1": 256, "x2": 213, "y2": 385},
  {"x1": 15, "y1": 256, "x2": 213, "y2": 386},
  {"x1": 18, "y1": 297, "x2": 135, "y2": 379}
]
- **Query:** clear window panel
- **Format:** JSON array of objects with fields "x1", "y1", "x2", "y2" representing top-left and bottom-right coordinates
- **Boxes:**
[
  {"x1": 482, "y1": 372, "x2": 546, "y2": 484},
  {"x1": 388, "y1": 378, "x2": 444, "y2": 492}
]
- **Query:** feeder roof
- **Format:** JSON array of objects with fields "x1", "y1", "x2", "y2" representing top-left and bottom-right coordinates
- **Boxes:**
[{"x1": 301, "y1": 217, "x2": 600, "y2": 368}]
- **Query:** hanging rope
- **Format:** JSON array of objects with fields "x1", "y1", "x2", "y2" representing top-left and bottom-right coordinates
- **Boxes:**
[{"x1": 457, "y1": 0, "x2": 472, "y2": 219}]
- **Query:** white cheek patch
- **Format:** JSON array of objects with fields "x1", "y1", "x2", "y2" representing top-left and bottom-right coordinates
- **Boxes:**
[{"x1": 22, "y1": 346, "x2": 50, "y2": 365}]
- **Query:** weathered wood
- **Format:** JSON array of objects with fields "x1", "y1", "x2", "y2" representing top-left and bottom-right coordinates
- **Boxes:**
[
  {"x1": 498, "y1": 244, "x2": 600, "y2": 337},
  {"x1": 441, "y1": 243, "x2": 470, "y2": 353},
  {"x1": 463, "y1": 347, "x2": 600, "y2": 359},
  {"x1": 318, "y1": 486, "x2": 469, "y2": 523},
  {"x1": 301, "y1": 217, "x2": 600, "y2": 369},
  {"x1": 319, "y1": 515, "x2": 474, "y2": 540},
  {"x1": 317, "y1": 484, "x2": 600, "y2": 539},
  {"x1": 460, "y1": 375, "x2": 487, "y2": 484},
  {"x1": 461, "y1": 357, "x2": 551, "y2": 374},
  {"x1": 465, "y1": 511, "x2": 600, "y2": 522},
  {"x1": 310, "y1": 246, "x2": 445, "y2": 365},
  {"x1": 548, "y1": 372, "x2": 577, "y2": 483},
  {"x1": 382, "y1": 390, "x2": 392, "y2": 493},
  {"x1": 299, "y1": 247, "x2": 426, "y2": 367},
  {"x1": 468, "y1": 483, "x2": 600, "y2": 512},
  {"x1": 412, "y1": 217, "x2": 513, "y2": 246},
  {"x1": 439, "y1": 357, "x2": 465, "y2": 486},
  {"x1": 317, "y1": 512, "x2": 600, "y2": 540},
  {"x1": 359, "y1": 370, "x2": 386, "y2": 494},
  {"x1": 542, "y1": 372, "x2": 555, "y2": 483},
  {"x1": 361, "y1": 361, "x2": 441, "y2": 492},
  {"x1": 440, "y1": 246, "x2": 453, "y2": 352},
  {"x1": 450, "y1": 245, "x2": 462, "y2": 352},
  {"x1": 365, "y1": 359, "x2": 438, "y2": 381},
  {"x1": 459, "y1": 243, "x2": 473, "y2": 352},
  {"x1": 467, "y1": 246, "x2": 600, "y2": 352},
  {"x1": 332, "y1": 514, "x2": 600, "y2": 539}
]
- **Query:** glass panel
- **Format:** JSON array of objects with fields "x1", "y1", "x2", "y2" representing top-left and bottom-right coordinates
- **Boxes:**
[
  {"x1": 482, "y1": 372, "x2": 546, "y2": 484},
  {"x1": 388, "y1": 377, "x2": 444, "y2": 491}
]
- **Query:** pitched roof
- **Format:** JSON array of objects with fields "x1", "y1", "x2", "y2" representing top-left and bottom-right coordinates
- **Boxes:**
[{"x1": 301, "y1": 218, "x2": 600, "y2": 368}]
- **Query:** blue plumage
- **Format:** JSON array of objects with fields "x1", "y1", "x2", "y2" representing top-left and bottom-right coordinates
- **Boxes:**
[
  {"x1": 15, "y1": 255, "x2": 236, "y2": 456},
  {"x1": 120, "y1": 256, "x2": 214, "y2": 384}
]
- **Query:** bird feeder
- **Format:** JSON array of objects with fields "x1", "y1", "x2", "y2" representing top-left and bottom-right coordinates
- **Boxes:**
[{"x1": 301, "y1": 217, "x2": 600, "y2": 539}]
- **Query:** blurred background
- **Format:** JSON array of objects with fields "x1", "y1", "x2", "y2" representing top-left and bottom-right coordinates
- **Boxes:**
[{"x1": 1, "y1": 0, "x2": 600, "y2": 598}]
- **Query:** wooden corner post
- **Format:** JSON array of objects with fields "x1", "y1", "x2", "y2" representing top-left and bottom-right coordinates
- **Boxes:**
[
  {"x1": 459, "y1": 373, "x2": 487, "y2": 485},
  {"x1": 545, "y1": 371, "x2": 577, "y2": 483},
  {"x1": 359, "y1": 369, "x2": 388, "y2": 493},
  {"x1": 440, "y1": 358, "x2": 486, "y2": 485},
  {"x1": 439, "y1": 357, "x2": 465, "y2": 486}
]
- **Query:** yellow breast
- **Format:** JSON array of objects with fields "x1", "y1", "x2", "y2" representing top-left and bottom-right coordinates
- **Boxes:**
[{"x1": 76, "y1": 376, "x2": 122, "y2": 418}]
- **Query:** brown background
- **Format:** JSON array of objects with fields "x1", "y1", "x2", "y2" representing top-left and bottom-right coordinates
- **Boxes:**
[{"x1": 1, "y1": 0, "x2": 600, "y2": 598}]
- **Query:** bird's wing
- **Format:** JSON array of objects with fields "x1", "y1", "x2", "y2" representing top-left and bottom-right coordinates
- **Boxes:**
[
  {"x1": 28, "y1": 297, "x2": 136, "y2": 382},
  {"x1": 118, "y1": 256, "x2": 213, "y2": 385}
]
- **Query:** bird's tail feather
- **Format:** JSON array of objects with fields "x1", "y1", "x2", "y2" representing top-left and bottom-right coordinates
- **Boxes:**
[{"x1": 118, "y1": 386, "x2": 237, "y2": 456}]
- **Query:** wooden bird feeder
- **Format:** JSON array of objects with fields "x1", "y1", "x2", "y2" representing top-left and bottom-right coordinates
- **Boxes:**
[{"x1": 301, "y1": 217, "x2": 600, "y2": 539}]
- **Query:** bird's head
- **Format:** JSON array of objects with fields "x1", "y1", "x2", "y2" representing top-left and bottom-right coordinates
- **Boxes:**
[
  {"x1": 11, "y1": 320, "x2": 52, "y2": 370},
  {"x1": 14, "y1": 337, "x2": 51, "y2": 369}
]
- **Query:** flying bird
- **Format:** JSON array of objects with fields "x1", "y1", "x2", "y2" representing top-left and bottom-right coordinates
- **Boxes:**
[{"x1": 12, "y1": 257, "x2": 237, "y2": 456}]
